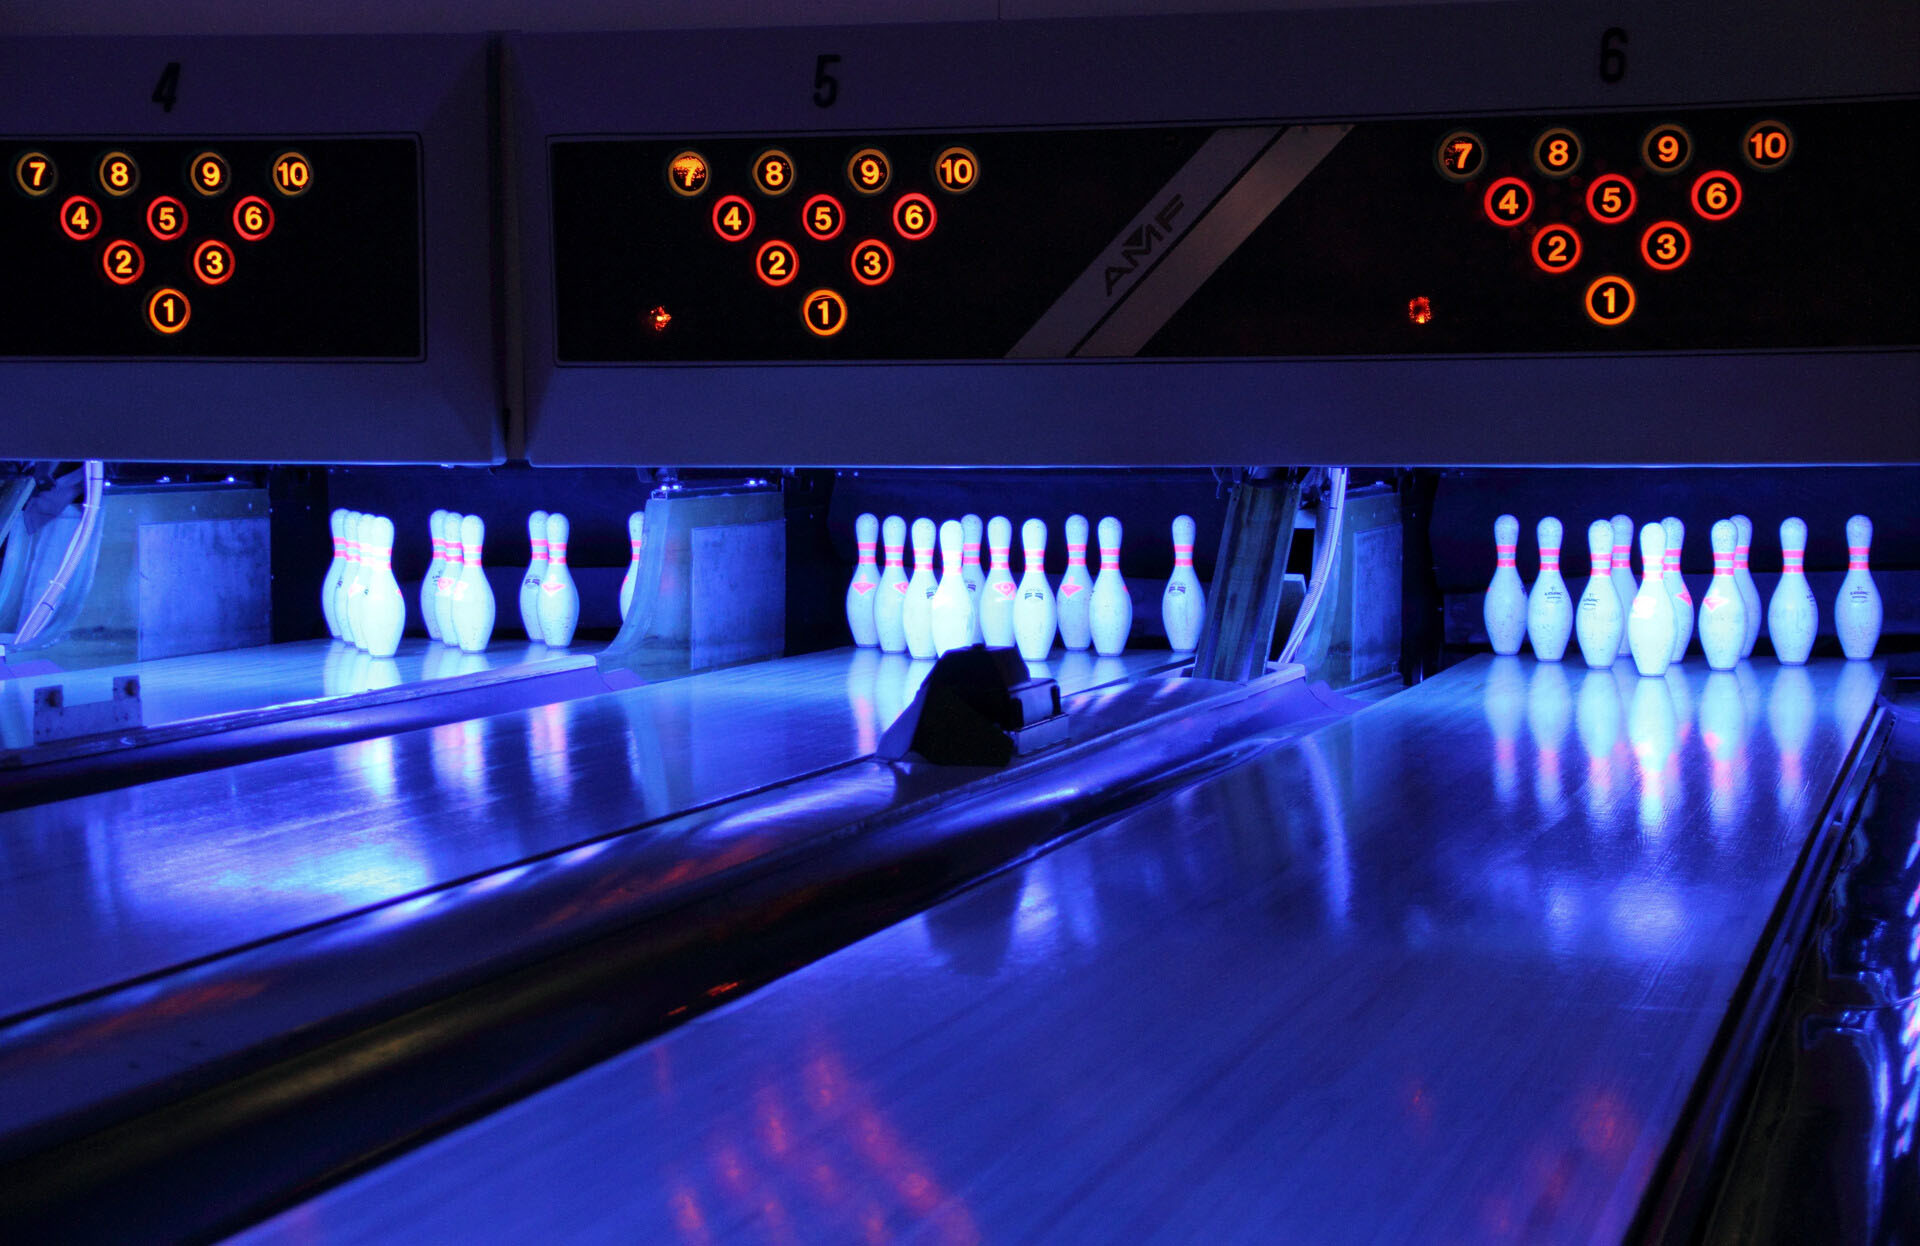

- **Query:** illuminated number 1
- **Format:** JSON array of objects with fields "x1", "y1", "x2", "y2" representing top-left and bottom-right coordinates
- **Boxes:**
[{"x1": 1601, "y1": 287, "x2": 1616, "y2": 314}]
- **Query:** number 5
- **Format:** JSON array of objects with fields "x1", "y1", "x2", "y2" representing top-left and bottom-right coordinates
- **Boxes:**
[{"x1": 813, "y1": 54, "x2": 841, "y2": 108}]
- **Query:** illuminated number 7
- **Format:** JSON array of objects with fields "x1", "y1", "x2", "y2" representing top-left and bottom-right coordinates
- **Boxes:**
[
  {"x1": 812, "y1": 54, "x2": 841, "y2": 108},
  {"x1": 152, "y1": 61, "x2": 180, "y2": 112}
]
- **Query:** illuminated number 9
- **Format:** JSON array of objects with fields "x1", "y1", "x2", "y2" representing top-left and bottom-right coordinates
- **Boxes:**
[
  {"x1": 860, "y1": 159, "x2": 880, "y2": 185},
  {"x1": 1658, "y1": 135, "x2": 1678, "y2": 162}
]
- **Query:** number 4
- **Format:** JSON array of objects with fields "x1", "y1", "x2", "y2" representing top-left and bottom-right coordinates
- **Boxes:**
[{"x1": 152, "y1": 61, "x2": 180, "y2": 113}]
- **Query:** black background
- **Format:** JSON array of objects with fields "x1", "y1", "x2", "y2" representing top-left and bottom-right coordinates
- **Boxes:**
[
  {"x1": 552, "y1": 101, "x2": 1917, "y2": 362},
  {"x1": 1, "y1": 137, "x2": 421, "y2": 359}
]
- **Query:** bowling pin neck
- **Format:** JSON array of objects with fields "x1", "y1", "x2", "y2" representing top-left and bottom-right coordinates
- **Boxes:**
[
  {"x1": 990, "y1": 543, "x2": 1010, "y2": 567},
  {"x1": 548, "y1": 540, "x2": 567, "y2": 565},
  {"x1": 1664, "y1": 551, "x2": 1680, "y2": 571},
  {"x1": 1714, "y1": 551, "x2": 1733, "y2": 572},
  {"x1": 1611, "y1": 541, "x2": 1627, "y2": 560},
  {"x1": 884, "y1": 542, "x2": 903, "y2": 567},
  {"x1": 1848, "y1": 544, "x2": 1870, "y2": 570},
  {"x1": 1495, "y1": 541, "x2": 1515, "y2": 568},
  {"x1": 1733, "y1": 541, "x2": 1750, "y2": 569},
  {"x1": 1590, "y1": 552, "x2": 1610, "y2": 576},
  {"x1": 1066, "y1": 542, "x2": 1087, "y2": 567},
  {"x1": 857, "y1": 539, "x2": 876, "y2": 561},
  {"x1": 630, "y1": 537, "x2": 644, "y2": 555},
  {"x1": 1023, "y1": 546, "x2": 1043, "y2": 572},
  {"x1": 1100, "y1": 546, "x2": 1120, "y2": 571},
  {"x1": 1539, "y1": 550, "x2": 1559, "y2": 572},
  {"x1": 1173, "y1": 542, "x2": 1192, "y2": 568},
  {"x1": 531, "y1": 537, "x2": 548, "y2": 558},
  {"x1": 1782, "y1": 549, "x2": 1804, "y2": 572},
  {"x1": 962, "y1": 541, "x2": 981, "y2": 567},
  {"x1": 914, "y1": 547, "x2": 933, "y2": 572}
]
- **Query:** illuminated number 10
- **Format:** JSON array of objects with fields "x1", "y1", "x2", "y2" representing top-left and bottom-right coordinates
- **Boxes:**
[
  {"x1": 1747, "y1": 129, "x2": 1788, "y2": 162},
  {"x1": 938, "y1": 154, "x2": 973, "y2": 186}
]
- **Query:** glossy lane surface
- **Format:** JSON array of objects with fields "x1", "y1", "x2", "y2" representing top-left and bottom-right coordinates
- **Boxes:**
[
  {"x1": 0, "y1": 647, "x2": 1169, "y2": 1023},
  {"x1": 239, "y1": 657, "x2": 1884, "y2": 1244}
]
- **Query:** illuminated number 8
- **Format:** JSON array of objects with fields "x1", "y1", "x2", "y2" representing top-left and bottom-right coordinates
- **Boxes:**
[
  {"x1": 764, "y1": 160, "x2": 786, "y2": 187},
  {"x1": 1658, "y1": 136, "x2": 1678, "y2": 161},
  {"x1": 1548, "y1": 139, "x2": 1568, "y2": 166}
]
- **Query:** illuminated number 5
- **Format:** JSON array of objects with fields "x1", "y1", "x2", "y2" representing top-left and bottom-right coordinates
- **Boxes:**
[{"x1": 812, "y1": 54, "x2": 841, "y2": 108}]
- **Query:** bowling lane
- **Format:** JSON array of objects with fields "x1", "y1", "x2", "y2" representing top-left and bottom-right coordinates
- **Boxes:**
[
  {"x1": 235, "y1": 657, "x2": 1885, "y2": 1245},
  {"x1": 0, "y1": 646, "x2": 1172, "y2": 1024},
  {"x1": 0, "y1": 638, "x2": 588, "y2": 752}
]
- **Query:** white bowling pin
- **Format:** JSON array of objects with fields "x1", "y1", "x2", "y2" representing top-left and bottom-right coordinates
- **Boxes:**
[
  {"x1": 960, "y1": 513, "x2": 985, "y2": 644},
  {"x1": 333, "y1": 512, "x2": 359, "y2": 646},
  {"x1": 1013, "y1": 518, "x2": 1057, "y2": 662},
  {"x1": 619, "y1": 511, "x2": 645, "y2": 622},
  {"x1": 1526, "y1": 516, "x2": 1572, "y2": 661},
  {"x1": 344, "y1": 512, "x2": 372, "y2": 650},
  {"x1": 1627, "y1": 522, "x2": 1676, "y2": 677},
  {"x1": 321, "y1": 508, "x2": 347, "y2": 640},
  {"x1": 1057, "y1": 514, "x2": 1094, "y2": 651},
  {"x1": 1767, "y1": 517, "x2": 1817, "y2": 665},
  {"x1": 433, "y1": 511, "x2": 463, "y2": 646},
  {"x1": 1731, "y1": 514, "x2": 1762, "y2": 658},
  {"x1": 845, "y1": 512, "x2": 881, "y2": 647},
  {"x1": 980, "y1": 516, "x2": 1017, "y2": 648},
  {"x1": 1089, "y1": 516, "x2": 1133, "y2": 657},
  {"x1": 520, "y1": 509, "x2": 550, "y2": 642},
  {"x1": 1661, "y1": 517, "x2": 1693, "y2": 662},
  {"x1": 419, "y1": 509, "x2": 448, "y2": 642},
  {"x1": 1698, "y1": 519, "x2": 1746, "y2": 671},
  {"x1": 1162, "y1": 514, "x2": 1207, "y2": 653},
  {"x1": 538, "y1": 512, "x2": 580, "y2": 647},
  {"x1": 1609, "y1": 514, "x2": 1636, "y2": 637},
  {"x1": 1575, "y1": 519, "x2": 1624, "y2": 669},
  {"x1": 874, "y1": 515, "x2": 909, "y2": 654},
  {"x1": 1835, "y1": 514, "x2": 1882, "y2": 660},
  {"x1": 902, "y1": 517, "x2": 938, "y2": 660},
  {"x1": 931, "y1": 519, "x2": 974, "y2": 655},
  {"x1": 1484, "y1": 514, "x2": 1526, "y2": 656},
  {"x1": 452, "y1": 513, "x2": 496, "y2": 654},
  {"x1": 358, "y1": 515, "x2": 408, "y2": 659}
]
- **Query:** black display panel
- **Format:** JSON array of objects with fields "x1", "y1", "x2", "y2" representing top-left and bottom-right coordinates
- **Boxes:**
[
  {"x1": 550, "y1": 101, "x2": 1917, "y2": 362},
  {"x1": 2, "y1": 137, "x2": 421, "y2": 359}
]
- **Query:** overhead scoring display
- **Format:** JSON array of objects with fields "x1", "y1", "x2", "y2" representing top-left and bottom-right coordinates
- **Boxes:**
[
  {"x1": 2, "y1": 137, "x2": 422, "y2": 358},
  {"x1": 550, "y1": 100, "x2": 1916, "y2": 362}
]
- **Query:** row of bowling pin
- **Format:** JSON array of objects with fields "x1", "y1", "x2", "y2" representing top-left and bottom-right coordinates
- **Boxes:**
[
  {"x1": 322, "y1": 510, "x2": 407, "y2": 658},
  {"x1": 845, "y1": 512, "x2": 1206, "y2": 662},
  {"x1": 1485, "y1": 512, "x2": 1882, "y2": 674}
]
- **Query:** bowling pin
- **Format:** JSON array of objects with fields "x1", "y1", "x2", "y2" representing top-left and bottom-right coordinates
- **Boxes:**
[
  {"x1": 874, "y1": 515, "x2": 909, "y2": 654},
  {"x1": 1162, "y1": 514, "x2": 1207, "y2": 653},
  {"x1": 1627, "y1": 522, "x2": 1676, "y2": 677},
  {"x1": 1526, "y1": 516, "x2": 1572, "y2": 661},
  {"x1": 433, "y1": 511, "x2": 463, "y2": 646},
  {"x1": 960, "y1": 513, "x2": 985, "y2": 644},
  {"x1": 1575, "y1": 519, "x2": 1623, "y2": 669},
  {"x1": 345, "y1": 512, "x2": 373, "y2": 650},
  {"x1": 520, "y1": 509, "x2": 550, "y2": 642},
  {"x1": 1089, "y1": 516, "x2": 1133, "y2": 657},
  {"x1": 845, "y1": 511, "x2": 881, "y2": 647},
  {"x1": 930, "y1": 519, "x2": 974, "y2": 655},
  {"x1": 1767, "y1": 517, "x2": 1817, "y2": 665},
  {"x1": 358, "y1": 515, "x2": 408, "y2": 659},
  {"x1": 333, "y1": 512, "x2": 359, "y2": 647},
  {"x1": 1057, "y1": 514, "x2": 1094, "y2": 651},
  {"x1": 1731, "y1": 514, "x2": 1762, "y2": 658},
  {"x1": 419, "y1": 509, "x2": 448, "y2": 642},
  {"x1": 619, "y1": 511, "x2": 645, "y2": 622},
  {"x1": 1013, "y1": 518, "x2": 1058, "y2": 662},
  {"x1": 1698, "y1": 519, "x2": 1747, "y2": 671},
  {"x1": 902, "y1": 517, "x2": 938, "y2": 660},
  {"x1": 1609, "y1": 514, "x2": 1636, "y2": 637},
  {"x1": 322, "y1": 508, "x2": 347, "y2": 640},
  {"x1": 1661, "y1": 517, "x2": 1693, "y2": 662},
  {"x1": 1835, "y1": 514, "x2": 1882, "y2": 660},
  {"x1": 452, "y1": 513, "x2": 496, "y2": 654},
  {"x1": 980, "y1": 516, "x2": 1017, "y2": 648},
  {"x1": 1483, "y1": 514, "x2": 1526, "y2": 656},
  {"x1": 538, "y1": 512, "x2": 580, "y2": 647}
]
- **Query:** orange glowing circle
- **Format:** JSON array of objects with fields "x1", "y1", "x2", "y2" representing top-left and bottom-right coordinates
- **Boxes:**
[
  {"x1": 59, "y1": 194, "x2": 101, "y2": 241},
  {"x1": 270, "y1": 150, "x2": 313, "y2": 197},
  {"x1": 647, "y1": 305, "x2": 671, "y2": 332},
  {"x1": 100, "y1": 239, "x2": 144, "y2": 286},
  {"x1": 13, "y1": 150, "x2": 56, "y2": 198},
  {"x1": 187, "y1": 151, "x2": 230, "y2": 197},
  {"x1": 1531, "y1": 127, "x2": 1582, "y2": 178},
  {"x1": 712, "y1": 194, "x2": 755, "y2": 242},
  {"x1": 97, "y1": 150, "x2": 139, "y2": 198},
  {"x1": 1585, "y1": 174, "x2": 1636, "y2": 224},
  {"x1": 755, "y1": 239, "x2": 799, "y2": 288},
  {"x1": 1640, "y1": 123, "x2": 1692, "y2": 174},
  {"x1": 1583, "y1": 274, "x2": 1636, "y2": 327},
  {"x1": 1741, "y1": 120, "x2": 1793, "y2": 170},
  {"x1": 932, "y1": 146, "x2": 979, "y2": 194},
  {"x1": 801, "y1": 287, "x2": 848, "y2": 338},
  {"x1": 1482, "y1": 177, "x2": 1533, "y2": 227},
  {"x1": 146, "y1": 195, "x2": 187, "y2": 241},
  {"x1": 845, "y1": 147, "x2": 891, "y2": 196},
  {"x1": 751, "y1": 148, "x2": 796, "y2": 197},
  {"x1": 1406, "y1": 296, "x2": 1433, "y2": 326},
  {"x1": 1638, "y1": 221, "x2": 1691, "y2": 272},
  {"x1": 1690, "y1": 170, "x2": 1742, "y2": 221},
  {"x1": 850, "y1": 238, "x2": 894, "y2": 286},
  {"x1": 802, "y1": 193, "x2": 845, "y2": 242},
  {"x1": 892, "y1": 192, "x2": 936, "y2": 240},
  {"x1": 145, "y1": 286, "x2": 191, "y2": 335},
  {"x1": 665, "y1": 150, "x2": 710, "y2": 197},
  {"x1": 1433, "y1": 130, "x2": 1484, "y2": 182},
  {"x1": 193, "y1": 239, "x2": 236, "y2": 286},
  {"x1": 1530, "y1": 223, "x2": 1582, "y2": 274},
  {"x1": 233, "y1": 195, "x2": 274, "y2": 241}
]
